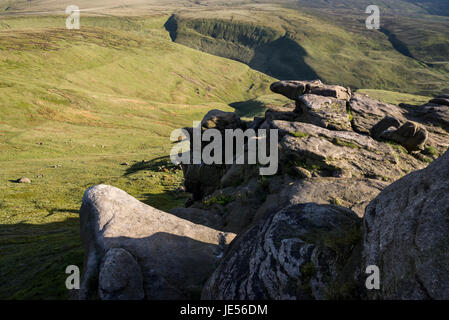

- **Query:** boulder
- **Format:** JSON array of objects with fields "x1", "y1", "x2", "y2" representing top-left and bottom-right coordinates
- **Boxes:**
[
  {"x1": 380, "y1": 121, "x2": 428, "y2": 152},
  {"x1": 201, "y1": 109, "x2": 243, "y2": 130},
  {"x1": 294, "y1": 94, "x2": 352, "y2": 131},
  {"x1": 202, "y1": 203, "x2": 363, "y2": 300},
  {"x1": 270, "y1": 80, "x2": 322, "y2": 100},
  {"x1": 182, "y1": 163, "x2": 226, "y2": 200},
  {"x1": 429, "y1": 97, "x2": 449, "y2": 107},
  {"x1": 349, "y1": 93, "x2": 405, "y2": 134},
  {"x1": 78, "y1": 184, "x2": 235, "y2": 300},
  {"x1": 370, "y1": 116, "x2": 402, "y2": 140},
  {"x1": 363, "y1": 149, "x2": 449, "y2": 299},
  {"x1": 17, "y1": 177, "x2": 31, "y2": 184},
  {"x1": 98, "y1": 248, "x2": 144, "y2": 300},
  {"x1": 401, "y1": 102, "x2": 449, "y2": 132},
  {"x1": 270, "y1": 80, "x2": 351, "y2": 101}
]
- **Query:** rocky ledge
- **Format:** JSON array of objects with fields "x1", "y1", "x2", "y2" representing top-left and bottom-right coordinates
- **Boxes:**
[{"x1": 77, "y1": 80, "x2": 449, "y2": 299}]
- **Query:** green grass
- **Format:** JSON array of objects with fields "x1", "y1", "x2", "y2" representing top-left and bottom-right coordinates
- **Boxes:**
[
  {"x1": 0, "y1": 14, "x2": 276, "y2": 299},
  {"x1": 168, "y1": 7, "x2": 449, "y2": 96},
  {"x1": 290, "y1": 131, "x2": 310, "y2": 138},
  {"x1": 356, "y1": 89, "x2": 431, "y2": 105}
]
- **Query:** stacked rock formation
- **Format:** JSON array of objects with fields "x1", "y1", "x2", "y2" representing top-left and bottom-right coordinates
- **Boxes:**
[{"x1": 78, "y1": 80, "x2": 449, "y2": 300}]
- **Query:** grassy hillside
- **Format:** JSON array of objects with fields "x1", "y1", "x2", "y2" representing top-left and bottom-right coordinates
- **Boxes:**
[
  {"x1": 167, "y1": 7, "x2": 449, "y2": 96},
  {"x1": 0, "y1": 14, "x2": 279, "y2": 299}
]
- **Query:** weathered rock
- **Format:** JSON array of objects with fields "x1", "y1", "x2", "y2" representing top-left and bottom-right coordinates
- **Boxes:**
[
  {"x1": 183, "y1": 163, "x2": 226, "y2": 200},
  {"x1": 349, "y1": 93, "x2": 406, "y2": 134},
  {"x1": 79, "y1": 184, "x2": 235, "y2": 300},
  {"x1": 270, "y1": 80, "x2": 323, "y2": 100},
  {"x1": 98, "y1": 248, "x2": 144, "y2": 300},
  {"x1": 363, "y1": 149, "x2": 449, "y2": 299},
  {"x1": 202, "y1": 203, "x2": 362, "y2": 300},
  {"x1": 381, "y1": 121, "x2": 428, "y2": 151},
  {"x1": 169, "y1": 207, "x2": 223, "y2": 230},
  {"x1": 264, "y1": 103, "x2": 300, "y2": 122},
  {"x1": 17, "y1": 177, "x2": 31, "y2": 184},
  {"x1": 401, "y1": 102, "x2": 449, "y2": 132},
  {"x1": 270, "y1": 80, "x2": 351, "y2": 101},
  {"x1": 429, "y1": 97, "x2": 449, "y2": 106},
  {"x1": 277, "y1": 177, "x2": 388, "y2": 218},
  {"x1": 370, "y1": 116, "x2": 402, "y2": 140},
  {"x1": 294, "y1": 94, "x2": 352, "y2": 131},
  {"x1": 201, "y1": 109, "x2": 243, "y2": 130},
  {"x1": 267, "y1": 120, "x2": 424, "y2": 182},
  {"x1": 308, "y1": 84, "x2": 351, "y2": 101}
]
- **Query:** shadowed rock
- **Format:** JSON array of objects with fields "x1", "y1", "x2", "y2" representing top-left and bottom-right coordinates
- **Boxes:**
[
  {"x1": 363, "y1": 149, "x2": 449, "y2": 299},
  {"x1": 202, "y1": 203, "x2": 362, "y2": 300},
  {"x1": 78, "y1": 184, "x2": 235, "y2": 300}
]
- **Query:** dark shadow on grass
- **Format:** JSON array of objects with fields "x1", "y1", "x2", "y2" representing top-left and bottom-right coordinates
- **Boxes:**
[
  {"x1": 46, "y1": 208, "x2": 79, "y2": 217},
  {"x1": 0, "y1": 218, "x2": 83, "y2": 300},
  {"x1": 249, "y1": 36, "x2": 320, "y2": 80},
  {"x1": 124, "y1": 155, "x2": 179, "y2": 176},
  {"x1": 230, "y1": 99, "x2": 267, "y2": 119},
  {"x1": 164, "y1": 15, "x2": 319, "y2": 80}
]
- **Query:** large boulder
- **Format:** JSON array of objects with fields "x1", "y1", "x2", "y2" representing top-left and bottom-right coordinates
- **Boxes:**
[
  {"x1": 78, "y1": 184, "x2": 235, "y2": 300},
  {"x1": 202, "y1": 203, "x2": 363, "y2": 300},
  {"x1": 363, "y1": 149, "x2": 449, "y2": 299}
]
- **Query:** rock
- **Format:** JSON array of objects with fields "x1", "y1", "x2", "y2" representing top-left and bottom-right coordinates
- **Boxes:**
[
  {"x1": 248, "y1": 117, "x2": 265, "y2": 130},
  {"x1": 381, "y1": 121, "x2": 428, "y2": 152},
  {"x1": 264, "y1": 103, "x2": 299, "y2": 122},
  {"x1": 120, "y1": 162, "x2": 129, "y2": 166},
  {"x1": 363, "y1": 149, "x2": 449, "y2": 299},
  {"x1": 270, "y1": 80, "x2": 351, "y2": 101},
  {"x1": 268, "y1": 120, "x2": 423, "y2": 182},
  {"x1": 294, "y1": 94, "x2": 352, "y2": 131},
  {"x1": 270, "y1": 80, "x2": 322, "y2": 100},
  {"x1": 308, "y1": 84, "x2": 351, "y2": 101},
  {"x1": 98, "y1": 248, "x2": 144, "y2": 300},
  {"x1": 201, "y1": 109, "x2": 243, "y2": 130},
  {"x1": 278, "y1": 177, "x2": 387, "y2": 217},
  {"x1": 17, "y1": 177, "x2": 31, "y2": 184},
  {"x1": 349, "y1": 93, "x2": 405, "y2": 134},
  {"x1": 293, "y1": 166, "x2": 312, "y2": 179},
  {"x1": 202, "y1": 203, "x2": 362, "y2": 300},
  {"x1": 183, "y1": 163, "x2": 226, "y2": 200},
  {"x1": 169, "y1": 207, "x2": 223, "y2": 230},
  {"x1": 79, "y1": 184, "x2": 235, "y2": 300},
  {"x1": 370, "y1": 116, "x2": 402, "y2": 140},
  {"x1": 401, "y1": 102, "x2": 449, "y2": 132},
  {"x1": 429, "y1": 97, "x2": 449, "y2": 107}
]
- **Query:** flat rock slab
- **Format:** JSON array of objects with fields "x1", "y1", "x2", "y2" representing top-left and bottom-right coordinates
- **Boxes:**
[{"x1": 79, "y1": 184, "x2": 235, "y2": 300}]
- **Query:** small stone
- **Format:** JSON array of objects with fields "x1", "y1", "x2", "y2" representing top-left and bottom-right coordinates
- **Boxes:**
[
  {"x1": 120, "y1": 162, "x2": 129, "y2": 166},
  {"x1": 18, "y1": 177, "x2": 31, "y2": 184}
]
